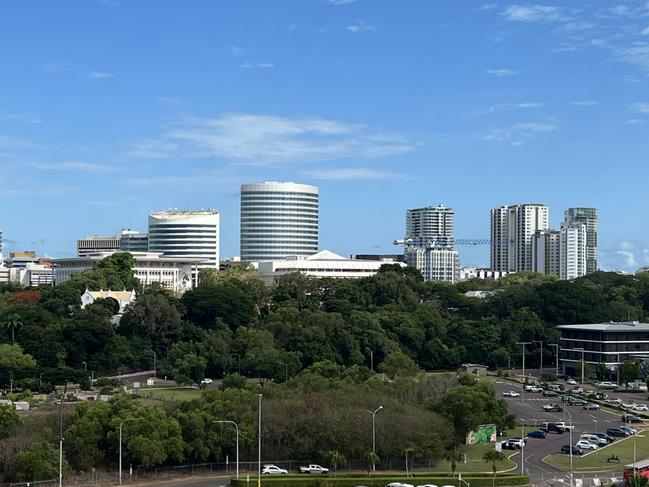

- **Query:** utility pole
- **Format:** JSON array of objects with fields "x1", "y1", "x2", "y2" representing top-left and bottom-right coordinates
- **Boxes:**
[
  {"x1": 549, "y1": 344, "x2": 559, "y2": 377},
  {"x1": 258, "y1": 394, "x2": 262, "y2": 487},
  {"x1": 533, "y1": 340, "x2": 543, "y2": 377},
  {"x1": 365, "y1": 406, "x2": 383, "y2": 471},
  {"x1": 516, "y1": 342, "x2": 531, "y2": 404},
  {"x1": 573, "y1": 348, "x2": 585, "y2": 383},
  {"x1": 58, "y1": 383, "x2": 67, "y2": 487}
]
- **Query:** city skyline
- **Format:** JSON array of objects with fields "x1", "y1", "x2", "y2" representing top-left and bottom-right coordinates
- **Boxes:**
[{"x1": 1, "y1": 1, "x2": 648, "y2": 271}]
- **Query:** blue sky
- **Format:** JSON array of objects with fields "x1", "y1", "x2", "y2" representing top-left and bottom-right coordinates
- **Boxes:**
[{"x1": 1, "y1": 0, "x2": 649, "y2": 271}]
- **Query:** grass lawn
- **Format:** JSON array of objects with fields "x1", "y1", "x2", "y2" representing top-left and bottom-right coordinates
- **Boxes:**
[
  {"x1": 427, "y1": 443, "x2": 516, "y2": 474},
  {"x1": 544, "y1": 431, "x2": 649, "y2": 471},
  {"x1": 137, "y1": 387, "x2": 203, "y2": 401}
]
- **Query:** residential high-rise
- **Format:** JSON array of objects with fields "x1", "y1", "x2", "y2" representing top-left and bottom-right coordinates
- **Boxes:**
[
  {"x1": 564, "y1": 208, "x2": 598, "y2": 274},
  {"x1": 403, "y1": 204, "x2": 459, "y2": 282},
  {"x1": 532, "y1": 229, "x2": 560, "y2": 276},
  {"x1": 148, "y1": 210, "x2": 220, "y2": 268},
  {"x1": 240, "y1": 181, "x2": 319, "y2": 262},
  {"x1": 491, "y1": 204, "x2": 549, "y2": 272},
  {"x1": 560, "y1": 222, "x2": 587, "y2": 280}
]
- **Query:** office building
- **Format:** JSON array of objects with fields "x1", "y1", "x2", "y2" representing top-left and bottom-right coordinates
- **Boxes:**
[
  {"x1": 558, "y1": 322, "x2": 649, "y2": 377},
  {"x1": 564, "y1": 208, "x2": 598, "y2": 274},
  {"x1": 118, "y1": 229, "x2": 149, "y2": 253},
  {"x1": 240, "y1": 181, "x2": 319, "y2": 261},
  {"x1": 77, "y1": 235, "x2": 121, "y2": 257},
  {"x1": 403, "y1": 204, "x2": 458, "y2": 282},
  {"x1": 54, "y1": 252, "x2": 197, "y2": 293},
  {"x1": 559, "y1": 222, "x2": 587, "y2": 280},
  {"x1": 491, "y1": 204, "x2": 549, "y2": 272},
  {"x1": 148, "y1": 210, "x2": 220, "y2": 268},
  {"x1": 532, "y1": 229, "x2": 560, "y2": 276},
  {"x1": 256, "y1": 250, "x2": 405, "y2": 284}
]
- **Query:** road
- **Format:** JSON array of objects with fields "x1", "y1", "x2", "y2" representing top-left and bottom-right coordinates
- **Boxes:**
[
  {"x1": 126, "y1": 475, "x2": 231, "y2": 487},
  {"x1": 495, "y1": 380, "x2": 632, "y2": 484}
]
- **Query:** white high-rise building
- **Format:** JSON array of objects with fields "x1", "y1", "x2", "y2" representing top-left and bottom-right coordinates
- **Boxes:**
[
  {"x1": 532, "y1": 229, "x2": 560, "y2": 276},
  {"x1": 564, "y1": 208, "x2": 598, "y2": 274},
  {"x1": 491, "y1": 203, "x2": 549, "y2": 272},
  {"x1": 148, "y1": 210, "x2": 220, "y2": 268},
  {"x1": 560, "y1": 222, "x2": 587, "y2": 280},
  {"x1": 240, "y1": 182, "x2": 319, "y2": 262},
  {"x1": 403, "y1": 204, "x2": 458, "y2": 282},
  {"x1": 77, "y1": 235, "x2": 121, "y2": 257}
]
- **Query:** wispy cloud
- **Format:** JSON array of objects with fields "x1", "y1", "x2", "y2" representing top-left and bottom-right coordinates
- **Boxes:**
[
  {"x1": 480, "y1": 3, "x2": 498, "y2": 11},
  {"x1": 0, "y1": 111, "x2": 41, "y2": 124},
  {"x1": 240, "y1": 62, "x2": 275, "y2": 69},
  {"x1": 347, "y1": 20, "x2": 376, "y2": 33},
  {"x1": 632, "y1": 102, "x2": 649, "y2": 114},
  {"x1": 0, "y1": 135, "x2": 31, "y2": 157},
  {"x1": 570, "y1": 100, "x2": 599, "y2": 106},
  {"x1": 329, "y1": 0, "x2": 358, "y2": 5},
  {"x1": 617, "y1": 44, "x2": 649, "y2": 72},
  {"x1": 482, "y1": 121, "x2": 557, "y2": 145},
  {"x1": 89, "y1": 71, "x2": 113, "y2": 79},
  {"x1": 27, "y1": 161, "x2": 117, "y2": 172},
  {"x1": 158, "y1": 96, "x2": 187, "y2": 108},
  {"x1": 126, "y1": 113, "x2": 416, "y2": 164},
  {"x1": 43, "y1": 62, "x2": 65, "y2": 73},
  {"x1": 501, "y1": 4, "x2": 574, "y2": 23},
  {"x1": 622, "y1": 118, "x2": 646, "y2": 125},
  {"x1": 228, "y1": 46, "x2": 246, "y2": 56},
  {"x1": 304, "y1": 168, "x2": 408, "y2": 180},
  {"x1": 642, "y1": 26, "x2": 649, "y2": 36},
  {"x1": 485, "y1": 68, "x2": 520, "y2": 77},
  {"x1": 600, "y1": 241, "x2": 649, "y2": 272}
]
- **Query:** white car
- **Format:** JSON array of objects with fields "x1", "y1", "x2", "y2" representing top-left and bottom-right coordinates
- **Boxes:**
[
  {"x1": 262, "y1": 465, "x2": 288, "y2": 475},
  {"x1": 634, "y1": 404, "x2": 649, "y2": 412},
  {"x1": 573, "y1": 387, "x2": 584, "y2": 394},
  {"x1": 386, "y1": 483, "x2": 414, "y2": 487},
  {"x1": 622, "y1": 402, "x2": 637, "y2": 410},
  {"x1": 567, "y1": 378, "x2": 577, "y2": 385},
  {"x1": 200, "y1": 378, "x2": 213, "y2": 384},
  {"x1": 575, "y1": 440, "x2": 598, "y2": 451},
  {"x1": 502, "y1": 391, "x2": 520, "y2": 397},
  {"x1": 417, "y1": 484, "x2": 439, "y2": 487}
]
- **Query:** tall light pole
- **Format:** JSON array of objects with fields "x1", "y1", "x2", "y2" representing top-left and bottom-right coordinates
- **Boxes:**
[
  {"x1": 152, "y1": 350, "x2": 157, "y2": 379},
  {"x1": 58, "y1": 383, "x2": 67, "y2": 487},
  {"x1": 365, "y1": 406, "x2": 383, "y2": 471},
  {"x1": 516, "y1": 342, "x2": 531, "y2": 404},
  {"x1": 549, "y1": 344, "x2": 559, "y2": 377},
  {"x1": 258, "y1": 394, "x2": 262, "y2": 487},
  {"x1": 213, "y1": 420, "x2": 240, "y2": 479},
  {"x1": 519, "y1": 419, "x2": 525, "y2": 475},
  {"x1": 365, "y1": 347, "x2": 374, "y2": 372},
  {"x1": 533, "y1": 340, "x2": 543, "y2": 377},
  {"x1": 119, "y1": 417, "x2": 143, "y2": 485},
  {"x1": 82, "y1": 361, "x2": 87, "y2": 372},
  {"x1": 565, "y1": 408, "x2": 574, "y2": 487},
  {"x1": 573, "y1": 348, "x2": 585, "y2": 383}
]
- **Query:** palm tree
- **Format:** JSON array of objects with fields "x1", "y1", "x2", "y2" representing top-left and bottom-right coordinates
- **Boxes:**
[
  {"x1": 363, "y1": 451, "x2": 380, "y2": 477},
  {"x1": 327, "y1": 450, "x2": 347, "y2": 477},
  {"x1": 4, "y1": 314, "x2": 22, "y2": 343},
  {"x1": 483, "y1": 450, "x2": 506, "y2": 487},
  {"x1": 404, "y1": 447, "x2": 415, "y2": 476}
]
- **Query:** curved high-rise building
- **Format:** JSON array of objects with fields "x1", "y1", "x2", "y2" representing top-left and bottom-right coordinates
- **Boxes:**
[
  {"x1": 240, "y1": 181, "x2": 319, "y2": 261},
  {"x1": 148, "y1": 210, "x2": 220, "y2": 268}
]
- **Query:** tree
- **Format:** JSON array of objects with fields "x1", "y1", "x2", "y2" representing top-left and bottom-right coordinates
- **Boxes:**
[
  {"x1": 0, "y1": 404, "x2": 22, "y2": 438},
  {"x1": 15, "y1": 442, "x2": 67, "y2": 481},
  {"x1": 619, "y1": 361, "x2": 640, "y2": 387},
  {"x1": 483, "y1": 450, "x2": 506, "y2": 486},
  {"x1": 171, "y1": 352, "x2": 207, "y2": 385},
  {"x1": 627, "y1": 475, "x2": 649, "y2": 487},
  {"x1": 363, "y1": 450, "x2": 380, "y2": 475},
  {"x1": 443, "y1": 447, "x2": 464, "y2": 477},
  {"x1": 327, "y1": 449, "x2": 347, "y2": 476},
  {"x1": 3, "y1": 313, "x2": 23, "y2": 343},
  {"x1": 379, "y1": 351, "x2": 421, "y2": 379}
]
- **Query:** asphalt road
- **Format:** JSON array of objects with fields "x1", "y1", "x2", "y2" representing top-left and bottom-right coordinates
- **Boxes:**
[
  {"x1": 495, "y1": 380, "x2": 634, "y2": 484},
  {"x1": 127, "y1": 476, "x2": 231, "y2": 487}
]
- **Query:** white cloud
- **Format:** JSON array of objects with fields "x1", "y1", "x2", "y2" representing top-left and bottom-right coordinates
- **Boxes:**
[
  {"x1": 43, "y1": 62, "x2": 65, "y2": 72},
  {"x1": 599, "y1": 241, "x2": 649, "y2": 272},
  {"x1": 487, "y1": 102, "x2": 543, "y2": 113},
  {"x1": 347, "y1": 20, "x2": 376, "y2": 33},
  {"x1": 228, "y1": 46, "x2": 245, "y2": 56},
  {"x1": 570, "y1": 100, "x2": 599, "y2": 106},
  {"x1": 0, "y1": 135, "x2": 31, "y2": 157},
  {"x1": 158, "y1": 96, "x2": 187, "y2": 107},
  {"x1": 27, "y1": 161, "x2": 116, "y2": 172},
  {"x1": 304, "y1": 168, "x2": 408, "y2": 180},
  {"x1": 0, "y1": 111, "x2": 41, "y2": 124},
  {"x1": 240, "y1": 62, "x2": 275, "y2": 69},
  {"x1": 329, "y1": 0, "x2": 358, "y2": 4},
  {"x1": 482, "y1": 122, "x2": 557, "y2": 145},
  {"x1": 616, "y1": 43, "x2": 649, "y2": 72},
  {"x1": 501, "y1": 4, "x2": 574, "y2": 22},
  {"x1": 642, "y1": 26, "x2": 649, "y2": 35},
  {"x1": 480, "y1": 3, "x2": 498, "y2": 10},
  {"x1": 126, "y1": 113, "x2": 416, "y2": 164},
  {"x1": 89, "y1": 71, "x2": 113, "y2": 79},
  {"x1": 485, "y1": 68, "x2": 519, "y2": 76},
  {"x1": 632, "y1": 102, "x2": 649, "y2": 113},
  {"x1": 622, "y1": 118, "x2": 646, "y2": 124}
]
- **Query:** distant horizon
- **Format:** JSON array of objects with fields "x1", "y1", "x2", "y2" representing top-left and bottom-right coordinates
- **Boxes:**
[{"x1": 2, "y1": 1, "x2": 648, "y2": 271}]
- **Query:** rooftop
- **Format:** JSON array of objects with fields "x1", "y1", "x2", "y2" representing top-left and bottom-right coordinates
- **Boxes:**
[{"x1": 556, "y1": 322, "x2": 649, "y2": 332}]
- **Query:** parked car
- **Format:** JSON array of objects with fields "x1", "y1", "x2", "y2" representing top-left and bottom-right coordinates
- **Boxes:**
[
  {"x1": 417, "y1": 484, "x2": 439, "y2": 487},
  {"x1": 501, "y1": 440, "x2": 521, "y2": 450},
  {"x1": 561, "y1": 445, "x2": 584, "y2": 455},
  {"x1": 262, "y1": 465, "x2": 288, "y2": 475},
  {"x1": 621, "y1": 402, "x2": 637, "y2": 410},
  {"x1": 599, "y1": 382, "x2": 617, "y2": 390},
  {"x1": 583, "y1": 403, "x2": 600, "y2": 410},
  {"x1": 543, "y1": 403, "x2": 564, "y2": 412},
  {"x1": 595, "y1": 432, "x2": 615, "y2": 443},
  {"x1": 299, "y1": 465, "x2": 329, "y2": 474},
  {"x1": 621, "y1": 415, "x2": 643, "y2": 424},
  {"x1": 567, "y1": 378, "x2": 577, "y2": 385},
  {"x1": 568, "y1": 398, "x2": 587, "y2": 406},
  {"x1": 619, "y1": 425, "x2": 638, "y2": 435},
  {"x1": 502, "y1": 391, "x2": 520, "y2": 397},
  {"x1": 580, "y1": 434, "x2": 607, "y2": 446},
  {"x1": 575, "y1": 440, "x2": 598, "y2": 451},
  {"x1": 572, "y1": 387, "x2": 585, "y2": 394},
  {"x1": 543, "y1": 390, "x2": 559, "y2": 397},
  {"x1": 507, "y1": 438, "x2": 527, "y2": 448},
  {"x1": 633, "y1": 404, "x2": 648, "y2": 412},
  {"x1": 528, "y1": 430, "x2": 548, "y2": 439},
  {"x1": 607, "y1": 427, "x2": 631, "y2": 437},
  {"x1": 524, "y1": 384, "x2": 542, "y2": 393},
  {"x1": 200, "y1": 378, "x2": 213, "y2": 384},
  {"x1": 386, "y1": 483, "x2": 414, "y2": 487}
]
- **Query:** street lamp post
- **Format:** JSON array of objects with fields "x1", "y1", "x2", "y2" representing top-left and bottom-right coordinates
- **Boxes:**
[
  {"x1": 573, "y1": 348, "x2": 585, "y2": 383},
  {"x1": 516, "y1": 342, "x2": 531, "y2": 403},
  {"x1": 533, "y1": 340, "x2": 543, "y2": 377},
  {"x1": 565, "y1": 409, "x2": 574, "y2": 487},
  {"x1": 82, "y1": 361, "x2": 87, "y2": 372},
  {"x1": 365, "y1": 406, "x2": 383, "y2": 472},
  {"x1": 365, "y1": 347, "x2": 374, "y2": 372},
  {"x1": 58, "y1": 383, "x2": 67, "y2": 487},
  {"x1": 213, "y1": 420, "x2": 240, "y2": 479},
  {"x1": 258, "y1": 394, "x2": 262, "y2": 487},
  {"x1": 152, "y1": 351, "x2": 157, "y2": 379},
  {"x1": 119, "y1": 417, "x2": 144, "y2": 485},
  {"x1": 549, "y1": 344, "x2": 559, "y2": 377}
]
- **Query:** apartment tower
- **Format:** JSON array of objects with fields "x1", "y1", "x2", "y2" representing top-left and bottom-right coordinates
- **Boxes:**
[{"x1": 564, "y1": 207, "x2": 598, "y2": 274}]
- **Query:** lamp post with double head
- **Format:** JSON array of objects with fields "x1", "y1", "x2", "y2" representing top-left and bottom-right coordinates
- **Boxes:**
[
  {"x1": 516, "y1": 342, "x2": 531, "y2": 403},
  {"x1": 365, "y1": 406, "x2": 384, "y2": 471}
]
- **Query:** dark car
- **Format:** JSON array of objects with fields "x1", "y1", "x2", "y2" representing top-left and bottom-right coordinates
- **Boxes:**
[
  {"x1": 527, "y1": 430, "x2": 548, "y2": 439},
  {"x1": 607, "y1": 427, "x2": 631, "y2": 437},
  {"x1": 569, "y1": 398, "x2": 588, "y2": 406},
  {"x1": 560, "y1": 445, "x2": 584, "y2": 455},
  {"x1": 619, "y1": 425, "x2": 638, "y2": 435},
  {"x1": 543, "y1": 390, "x2": 559, "y2": 397},
  {"x1": 541, "y1": 422, "x2": 566, "y2": 434},
  {"x1": 595, "y1": 432, "x2": 615, "y2": 443},
  {"x1": 622, "y1": 415, "x2": 643, "y2": 423}
]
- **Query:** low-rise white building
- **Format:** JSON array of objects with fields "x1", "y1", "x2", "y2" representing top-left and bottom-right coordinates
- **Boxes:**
[
  {"x1": 53, "y1": 252, "x2": 197, "y2": 293},
  {"x1": 459, "y1": 267, "x2": 511, "y2": 281},
  {"x1": 256, "y1": 250, "x2": 405, "y2": 284},
  {"x1": 81, "y1": 289, "x2": 137, "y2": 313}
]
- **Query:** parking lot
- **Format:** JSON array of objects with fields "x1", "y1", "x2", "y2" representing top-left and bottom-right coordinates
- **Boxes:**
[{"x1": 494, "y1": 379, "x2": 647, "y2": 481}]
